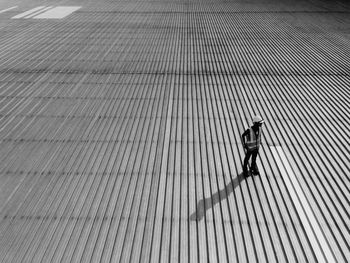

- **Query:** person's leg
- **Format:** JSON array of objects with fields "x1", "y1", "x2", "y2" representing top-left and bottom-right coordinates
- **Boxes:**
[
  {"x1": 251, "y1": 150, "x2": 259, "y2": 174},
  {"x1": 243, "y1": 150, "x2": 252, "y2": 176}
]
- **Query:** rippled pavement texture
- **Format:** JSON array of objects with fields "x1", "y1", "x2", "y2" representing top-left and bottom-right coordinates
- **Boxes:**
[{"x1": 0, "y1": 0, "x2": 349, "y2": 262}]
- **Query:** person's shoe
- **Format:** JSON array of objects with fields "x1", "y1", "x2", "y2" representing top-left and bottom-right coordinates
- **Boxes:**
[
  {"x1": 251, "y1": 166, "x2": 260, "y2": 175},
  {"x1": 243, "y1": 169, "x2": 249, "y2": 177}
]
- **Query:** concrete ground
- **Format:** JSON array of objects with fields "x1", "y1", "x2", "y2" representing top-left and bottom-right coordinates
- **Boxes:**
[{"x1": 0, "y1": 0, "x2": 349, "y2": 262}]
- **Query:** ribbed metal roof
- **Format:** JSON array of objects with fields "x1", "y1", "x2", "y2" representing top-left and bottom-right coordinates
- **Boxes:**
[{"x1": 0, "y1": 0, "x2": 349, "y2": 262}]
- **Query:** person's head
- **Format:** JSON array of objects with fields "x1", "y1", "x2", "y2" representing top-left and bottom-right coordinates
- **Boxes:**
[{"x1": 252, "y1": 115, "x2": 264, "y2": 128}]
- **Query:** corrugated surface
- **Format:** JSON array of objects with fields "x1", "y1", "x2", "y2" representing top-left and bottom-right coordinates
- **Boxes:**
[{"x1": 0, "y1": 0, "x2": 349, "y2": 262}]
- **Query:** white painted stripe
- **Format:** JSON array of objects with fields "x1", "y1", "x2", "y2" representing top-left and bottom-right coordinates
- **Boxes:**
[
  {"x1": 271, "y1": 146, "x2": 336, "y2": 263},
  {"x1": 11, "y1": 6, "x2": 46, "y2": 19},
  {"x1": 33, "y1": 6, "x2": 81, "y2": 19},
  {"x1": 24, "y1": 6, "x2": 53, "y2": 18},
  {"x1": 0, "y1": 6, "x2": 18, "y2": 14}
]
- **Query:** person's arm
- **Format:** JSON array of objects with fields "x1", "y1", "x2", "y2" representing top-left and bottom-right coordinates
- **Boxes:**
[{"x1": 241, "y1": 129, "x2": 249, "y2": 148}]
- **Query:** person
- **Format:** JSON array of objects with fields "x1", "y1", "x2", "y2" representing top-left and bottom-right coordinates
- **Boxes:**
[{"x1": 241, "y1": 115, "x2": 264, "y2": 177}]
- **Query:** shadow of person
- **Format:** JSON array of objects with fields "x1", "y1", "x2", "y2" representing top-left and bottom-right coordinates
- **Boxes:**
[{"x1": 190, "y1": 172, "x2": 246, "y2": 221}]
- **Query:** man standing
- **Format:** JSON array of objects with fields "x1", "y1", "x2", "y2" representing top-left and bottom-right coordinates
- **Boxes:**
[{"x1": 242, "y1": 115, "x2": 264, "y2": 177}]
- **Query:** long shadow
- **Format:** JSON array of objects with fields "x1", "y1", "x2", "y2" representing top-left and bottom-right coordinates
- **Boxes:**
[{"x1": 190, "y1": 172, "x2": 246, "y2": 221}]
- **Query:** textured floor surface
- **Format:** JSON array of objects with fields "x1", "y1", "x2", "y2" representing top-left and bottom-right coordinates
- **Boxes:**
[{"x1": 0, "y1": 0, "x2": 349, "y2": 262}]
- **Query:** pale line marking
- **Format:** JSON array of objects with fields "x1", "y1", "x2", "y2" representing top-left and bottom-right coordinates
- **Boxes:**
[
  {"x1": 33, "y1": 6, "x2": 81, "y2": 19},
  {"x1": 11, "y1": 6, "x2": 46, "y2": 19},
  {"x1": 0, "y1": 6, "x2": 18, "y2": 14},
  {"x1": 24, "y1": 6, "x2": 53, "y2": 18},
  {"x1": 271, "y1": 146, "x2": 336, "y2": 263}
]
